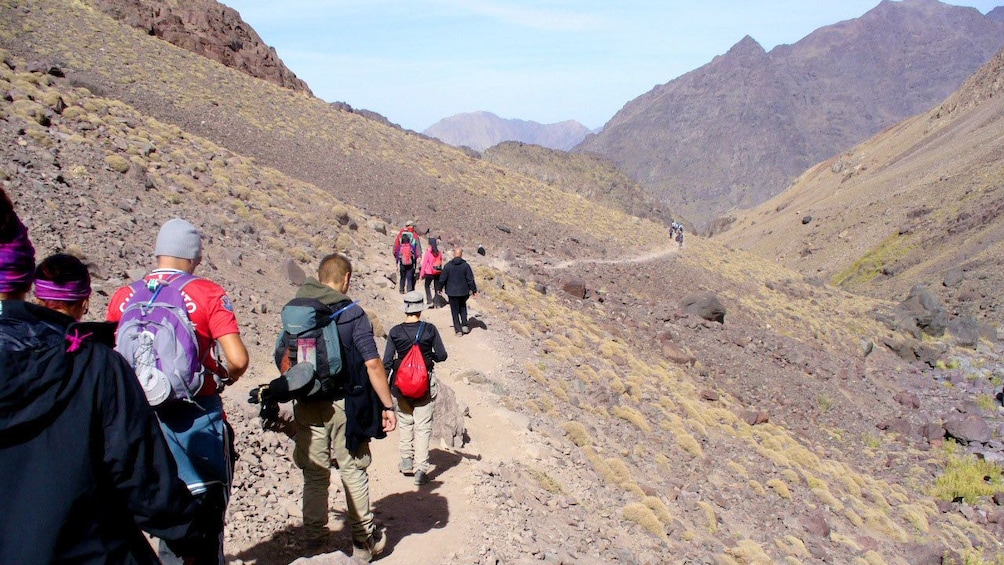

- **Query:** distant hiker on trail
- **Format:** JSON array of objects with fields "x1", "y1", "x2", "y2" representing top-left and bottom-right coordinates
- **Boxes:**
[
  {"x1": 440, "y1": 246, "x2": 478, "y2": 337},
  {"x1": 676, "y1": 225, "x2": 684, "y2": 249},
  {"x1": 393, "y1": 220, "x2": 423, "y2": 294},
  {"x1": 0, "y1": 194, "x2": 212, "y2": 565},
  {"x1": 283, "y1": 253, "x2": 396, "y2": 560},
  {"x1": 107, "y1": 218, "x2": 249, "y2": 565},
  {"x1": 420, "y1": 236, "x2": 446, "y2": 307},
  {"x1": 383, "y1": 291, "x2": 448, "y2": 486}
]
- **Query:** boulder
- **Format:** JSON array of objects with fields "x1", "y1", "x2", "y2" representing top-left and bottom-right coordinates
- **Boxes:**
[
  {"x1": 433, "y1": 381, "x2": 467, "y2": 448},
  {"x1": 898, "y1": 284, "x2": 948, "y2": 337},
  {"x1": 948, "y1": 315, "x2": 980, "y2": 349},
  {"x1": 680, "y1": 293, "x2": 726, "y2": 324},
  {"x1": 943, "y1": 268, "x2": 964, "y2": 287},
  {"x1": 282, "y1": 258, "x2": 306, "y2": 286},
  {"x1": 561, "y1": 279, "x2": 587, "y2": 300},
  {"x1": 944, "y1": 415, "x2": 991, "y2": 444}
]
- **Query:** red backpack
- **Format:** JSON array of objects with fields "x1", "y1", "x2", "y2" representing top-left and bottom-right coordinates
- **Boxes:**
[
  {"x1": 395, "y1": 322, "x2": 429, "y2": 399},
  {"x1": 399, "y1": 232, "x2": 415, "y2": 266}
]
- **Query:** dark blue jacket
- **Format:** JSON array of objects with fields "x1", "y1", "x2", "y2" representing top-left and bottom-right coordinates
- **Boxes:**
[
  {"x1": 0, "y1": 301, "x2": 200, "y2": 564},
  {"x1": 440, "y1": 257, "x2": 477, "y2": 298}
]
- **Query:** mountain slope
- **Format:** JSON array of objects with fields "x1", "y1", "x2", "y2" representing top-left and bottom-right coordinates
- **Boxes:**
[
  {"x1": 482, "y1": 141, "x2": 675, "y2": 225},
  {"x1": 3, "y1": 1, "x2": 1004, "y2": 563},
  {"x1": 717, "y1": 45, "x2": 1004, "y2": 328},
  {"x1": 424, "y1": 111, "x2": 591, "y2": 151},
  {"x1": 577, "y1": 0, "x2": 1004, "y2": 229},
  {"x1": 88, "y1": 0, "x2": 312, "y2": 93}
]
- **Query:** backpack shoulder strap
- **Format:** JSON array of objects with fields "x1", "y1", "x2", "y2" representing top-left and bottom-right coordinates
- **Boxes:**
[
  {"x1": 414, "y1": 321, "x2": 425, "y2": 344},
  {"x1": 330, "y1": 300, "x2": 359, "y2": 323}
]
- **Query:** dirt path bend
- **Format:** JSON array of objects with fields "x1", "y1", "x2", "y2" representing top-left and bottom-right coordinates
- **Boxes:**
[{"x1": 544, "y1": 245, "x2": 678, "y2": 270}]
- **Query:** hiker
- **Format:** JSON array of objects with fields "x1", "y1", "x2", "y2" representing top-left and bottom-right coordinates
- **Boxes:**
[
  {"x1": 33, "y1": 253, "x2": 92, "y2": 321},
  {"x1": 107, "y1": 218, "x2": 249, "y2": 565},
  {"x1": 383, "y1": 291, "x2": 448, "y2": 486},
  {"x1": 284, "y1": 253, "x2": 397, "y2": 560},
  {"x1": 420, "y1": 236, "x2": 445, "y2": 306},
  {"x1": 676, "y1": 225, "x2": 684, "y2": 249},
  {"x1": 393, "y1": 220, "x2": 422, "y2": 294},
  {"x1": 439, "y1": 246, "x2": 478, "y2": 336},
  {"x1": 0, "y1": 195, "x2": 211, "y2": 565}
]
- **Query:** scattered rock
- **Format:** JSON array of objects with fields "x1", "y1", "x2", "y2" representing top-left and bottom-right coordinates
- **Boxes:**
[
  {"x1": 680, "y1": 293, "x2": 726, "y2": 324},
  {"x1": 944, "y1": 415, "x2": 991, "y2": 444},
  {"x1": 283, "y1": 258, "x2": 307, "y2": 286},
  {"x1": 943, "y1": 268, "x2": 964, "y2": 287},
  {"x1": 561, "y1": 279, "x2": 587, "y2": 300}
]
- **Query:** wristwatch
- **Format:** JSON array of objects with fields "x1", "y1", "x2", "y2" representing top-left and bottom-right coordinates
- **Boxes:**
[{"x1": 382, "y1": 406, "x2": 395, "y2": 412}]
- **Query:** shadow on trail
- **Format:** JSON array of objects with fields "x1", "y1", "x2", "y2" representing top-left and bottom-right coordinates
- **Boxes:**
[{"x1": 228, "y1": 448, "x2": 471, "y2": 563}]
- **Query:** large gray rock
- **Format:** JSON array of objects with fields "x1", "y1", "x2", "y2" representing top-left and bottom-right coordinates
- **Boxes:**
[
  {"x1": 944, "y1": 415, "x2": 991, "y2": 444},
  {"x1": 948, "y1": 315, "x2": 981, "y2": 349},
  {"x1": 433, "y1": 380, "x2": 467, "y2": 448},
  {"x1": 680, "y1": 293, "x2": 726, "y2": 324},
  {"x1": 898, "y1": 284, "x2": 948, "y2": 337}
]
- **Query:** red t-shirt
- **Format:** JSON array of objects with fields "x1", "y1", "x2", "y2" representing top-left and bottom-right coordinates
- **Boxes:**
[{"x1": 107, "y1": 269, "x2": 240, "y2": 395}]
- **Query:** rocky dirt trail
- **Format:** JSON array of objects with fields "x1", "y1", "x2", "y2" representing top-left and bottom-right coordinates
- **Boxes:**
[
  {"x1": 544, "y1": 245, "x2": 678, "y2": 270},
  {"x1": 362, "y1": 299, "x2": 524, "y2": 564},
  {"x1": 223, "y1": 272, "x2": 532, "y2": 564}
]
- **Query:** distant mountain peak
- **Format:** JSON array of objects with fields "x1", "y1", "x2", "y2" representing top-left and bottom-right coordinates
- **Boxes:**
[
  {"x1": 424, "y1": 112, "x2": 591, "y2": 152},
  {"x1": 576, "y1": 0, "x2": 1004, "y2": 229}
]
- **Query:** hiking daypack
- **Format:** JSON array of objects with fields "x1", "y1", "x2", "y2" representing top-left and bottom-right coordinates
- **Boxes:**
[
  {"x1": 394, "y1": 321, "x2": 429, "y2": 399},
  {"x1": 399, "y1": 232, "x2": 416, "y2": 266},
  {"x1": 274, "y1": 298, "x2": 357, "y2": 396},
  {"x1": 430, "y1": 252, "x2": 443, "y2": 275},
  {"x1": 115, "y1": 273, "x2": 204, "y2": 406}
]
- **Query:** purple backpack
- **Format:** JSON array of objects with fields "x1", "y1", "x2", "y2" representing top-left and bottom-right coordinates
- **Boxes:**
[{"x1": 114, "y1": 273, "x2": 204, "y2": 405}]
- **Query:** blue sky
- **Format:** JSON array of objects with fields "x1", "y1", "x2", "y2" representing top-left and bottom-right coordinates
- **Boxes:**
[{"x1": 222, "y1": 1, "x2": 1001, "y2": 132}]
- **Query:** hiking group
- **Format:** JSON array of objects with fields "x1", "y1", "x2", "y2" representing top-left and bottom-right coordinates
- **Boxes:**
[
  {"x1": 670, "y1": 221, "x2": 684, "y2": 249},
  {"x1": 0, "y1": 190, "x2": 473, "y2": 564}
]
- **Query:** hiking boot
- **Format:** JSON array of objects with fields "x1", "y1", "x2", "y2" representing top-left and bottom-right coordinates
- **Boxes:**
[
  {"x1": 455, "y1": 331, "x2": 463, "y2": 337},
  {"x1": 303, "y1": 534, "x2": 327, "y2": 555},
  {"x1": 352, "y1": 527, "x2": 387, "y2": 562},
  {"x1": 399, "y1": 457, "x2": 414, "y2": 476},
  {"x1": 461, "y1": 325, "x2": 470, "y2": 334},
  {"x1": 414, "y1": 469, "x2": 429, "y2": 486}
]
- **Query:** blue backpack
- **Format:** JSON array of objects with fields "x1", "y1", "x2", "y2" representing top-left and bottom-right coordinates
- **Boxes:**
[
  {"x1": 274, "y1": 298, "x2": 357, "y2": 397},
  {"x1": 115, "y1": 273, "x2": 204, "y2": 405}
]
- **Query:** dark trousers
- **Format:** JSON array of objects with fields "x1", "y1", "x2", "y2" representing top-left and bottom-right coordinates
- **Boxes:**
[
  {"x1": 424, "y1": 274, "x2": 442, "y2": 304},
  {"x1": 399, "y1": 263, "x2": 416, "y2": 293},
  {"x1": 448, "y1": 295, "x2": 469, "y2": 333}
]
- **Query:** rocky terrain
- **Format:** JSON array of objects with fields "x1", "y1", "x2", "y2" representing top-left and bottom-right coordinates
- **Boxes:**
[
  {"x1": 88, "y1": 0, "x2": 311, "y2": 93},
  {"x1": 424, "y1": 111, "x2": 591, "y2": 152},
  {"x1": 717, "y1": 45, "x2": 1004, "y2": 331},
  {"x1": 576, "y1": 0, "x2": 1004, "y2": 229},
  {"x1": 481, "y1": 141, "x2": 675, "y2": 226},
  {"x1": 3, "y1": 1, "x2": 1004, "y2": 564}
]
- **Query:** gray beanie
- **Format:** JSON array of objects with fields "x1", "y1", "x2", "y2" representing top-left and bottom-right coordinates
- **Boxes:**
[{"x1": 154, "y1": 218, "x2": 203, "y2": 260}]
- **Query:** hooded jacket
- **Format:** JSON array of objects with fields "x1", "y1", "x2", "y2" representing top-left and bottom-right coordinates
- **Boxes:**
[
  {"x1": 294, "y1": 278, "x2": 386, "y2": 452},
  {"x1": 440, "y1": 256, "x2": 477, "y2": 298},
  {"x1": 0, "y1": 301, "x2": 199, "y2": 565}
]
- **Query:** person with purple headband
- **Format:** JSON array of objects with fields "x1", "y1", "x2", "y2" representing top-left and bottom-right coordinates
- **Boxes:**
[
  {"x1": 0, "y1": 189, "x2": 213, "y2": 565},
  {"x1": 34, "y1": 253, "x2": 92, "y2": 320}
]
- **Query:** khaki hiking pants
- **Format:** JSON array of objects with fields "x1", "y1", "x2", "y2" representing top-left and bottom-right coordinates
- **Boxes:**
[
  {"x1": 396, "y1": 376, "x2": 437, "y2": 473},
  {"x1": 293, "y1": 398, "x2": 374, "y2": 544}
]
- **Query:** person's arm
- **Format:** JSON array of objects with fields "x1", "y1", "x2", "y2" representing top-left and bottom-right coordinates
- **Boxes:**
[
  {"x1": 365, "y1": 358, "x2": 397, "y2": 432},
  {"x1": 466, "y1": 265, "x2": 478, "y2": 296},
  {"x1": 216, "y1": 333, "x2": 249, "y2": 381},
  {"x1": 430, "y1": 326, "x2": 448, "y2": 363}
]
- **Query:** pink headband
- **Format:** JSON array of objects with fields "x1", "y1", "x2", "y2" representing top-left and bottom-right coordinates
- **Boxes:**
[
  {"x1": 0, "y1": 218, "x2": 35, "y2": 293},
  {"x1": 34, "y1": 278, "x2": 91, "y2": 302}
]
